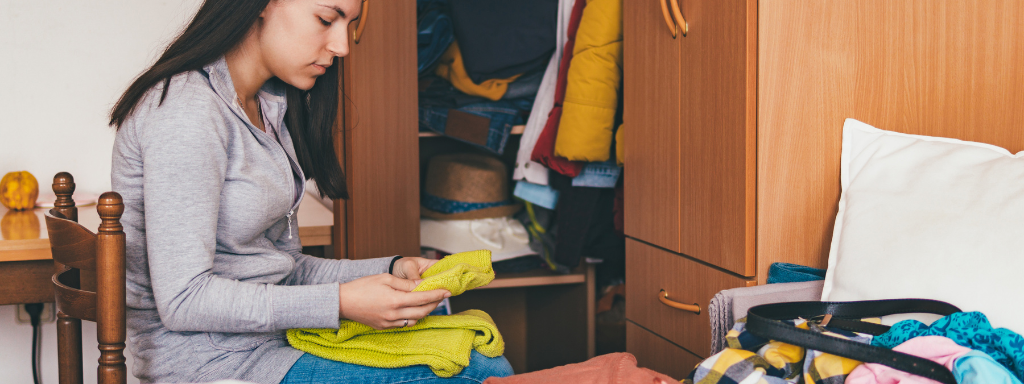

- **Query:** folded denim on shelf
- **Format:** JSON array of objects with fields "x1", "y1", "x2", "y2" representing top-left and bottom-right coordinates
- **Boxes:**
[
  {"x1": 571, "y1": 160, "x2": 621, "y2": 188},
  {"x1": 419, "y1": 98, "x2": 533, "y2": 155},
  {"x1": 417, "y1": 0, "x2": 454, "y2": 74}
]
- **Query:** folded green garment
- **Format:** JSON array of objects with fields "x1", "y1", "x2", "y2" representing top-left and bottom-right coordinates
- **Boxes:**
[{"x1": 286, "y1": 250, "x2": 502, "y2": 377}]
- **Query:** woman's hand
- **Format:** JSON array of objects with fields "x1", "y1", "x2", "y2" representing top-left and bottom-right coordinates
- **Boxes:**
[
  {"x1": 392, "y1": 257, "x2": 439, "y2": 280},
  {"x1": 338, "y1": 273, "x2": 451, "y2": 329}
]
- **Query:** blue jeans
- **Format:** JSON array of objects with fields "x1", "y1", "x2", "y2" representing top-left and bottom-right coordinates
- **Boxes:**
[
  {"x1": 280, "y1": 351, "x2": 514, "y2": 384},
  {"x1": 571, "y1": 160, "x2": 621, "y2": 188},
  {"x1": 417, "y1": 0, "x2": 453, "y2": 75},
  {"x1": 419, "y1": 99, "x2": 533, "y2": 155}
]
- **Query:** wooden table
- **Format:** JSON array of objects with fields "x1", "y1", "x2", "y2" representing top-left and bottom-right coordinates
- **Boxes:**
[{"x1": 0, "y1": 197, "x2": 334, "y2": 305}]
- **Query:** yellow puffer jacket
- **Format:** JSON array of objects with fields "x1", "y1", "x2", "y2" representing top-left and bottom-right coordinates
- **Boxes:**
[{"x1": 554, "y1": 0, "x2": 622, "y2": 162}]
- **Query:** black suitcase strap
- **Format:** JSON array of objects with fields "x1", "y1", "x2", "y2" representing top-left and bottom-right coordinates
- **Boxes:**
[{"x1": 746, "y1": 299, "x2": 962, "y2": 384}]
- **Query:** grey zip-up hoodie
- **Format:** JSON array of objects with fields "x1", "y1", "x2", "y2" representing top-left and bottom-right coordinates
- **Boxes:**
[{"x1": 111, "y1": 57, "x2": 395, "y2": 384}]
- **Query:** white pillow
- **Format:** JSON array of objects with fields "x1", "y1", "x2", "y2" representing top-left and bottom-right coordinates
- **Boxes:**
[{"x1": 822, "y1": 118, "x2": 1024, "y2": 332}]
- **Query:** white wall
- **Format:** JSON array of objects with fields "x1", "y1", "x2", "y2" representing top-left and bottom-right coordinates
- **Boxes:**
[
  {"x1": 1, "y1": 1, "x2": 204, "y2": 382},
  {"x1": 0, "y1": 305, "x2": 138, "y2": 384},
  {"x1": 0, "y1": 0, "x2": 203, "y2": 194}
]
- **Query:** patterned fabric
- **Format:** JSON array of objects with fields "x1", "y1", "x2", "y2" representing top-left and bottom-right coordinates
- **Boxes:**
[
  {"x1": 686, "y1": 317, "x2": 873, "y2": 384},
  {"x1": 872, "y1": 311, "x2": 1024, "y2": 381},
  {"x1": 686, "y1": 348, "x2": 789, "y2": 384},
  {"x1": 421, "y1": 194, "x2": 516, "y2": 214}
]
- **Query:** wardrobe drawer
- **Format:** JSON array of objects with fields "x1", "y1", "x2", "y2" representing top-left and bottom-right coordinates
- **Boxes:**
[
  {"x1": 627, "y1": 321, "x2": 703, "y2": 381},
  {"x1": 625, "y1": 238, "x2": 752, "y2": 357}
]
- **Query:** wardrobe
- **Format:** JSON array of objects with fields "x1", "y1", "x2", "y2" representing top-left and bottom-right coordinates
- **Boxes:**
[
  {"x1": 623, "y1": 0, "x2": 1024, "y2": 379},
  {"x1": 328, "y1": 0, "x2": 593, "y2": 374}
]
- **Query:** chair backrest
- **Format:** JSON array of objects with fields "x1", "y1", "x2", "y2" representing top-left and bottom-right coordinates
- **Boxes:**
[{"x1": 43, "y1": 172, "x2": 127, "y2": 384}]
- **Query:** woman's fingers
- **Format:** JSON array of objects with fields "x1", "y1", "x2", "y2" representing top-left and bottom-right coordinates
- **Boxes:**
[
  {"x1": 382, "y1": 274, "x2": 419, "y2": 292},
  {"x1": 400, "y1": 289, "x2": 451, "y2": 307},
  {"x1": 380, "y1": 302, "x2": 437, "y2": 329},
  {"x1": 382, "y1": 275, "x2": 451, "y2": 303},
  {"x1": 391, "y1": 300, "x2": 443, "y2": 321},
  {"x1": 392, "y1": 257, "x2": 440, "y2": 280},
  {"x1": 338, "y1": 273, "x2": 454, "y2": 330},
  {"x1": 384, "y1": 318, "x2": 418, "y2": 329}
]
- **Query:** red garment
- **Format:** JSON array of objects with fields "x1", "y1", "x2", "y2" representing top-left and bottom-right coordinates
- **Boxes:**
[
  {"x1": 483, "y1": 353, "x2": 675, "y2": 384},
  {"x1": 531, "y1": 0, "x2": 587, "y2": 177}
]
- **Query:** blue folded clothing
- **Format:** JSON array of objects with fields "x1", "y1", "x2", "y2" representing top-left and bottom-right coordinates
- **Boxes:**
[
  {"x1": 766, "y1": 262, "x2": 827, "y2": 284},
  {"x1": 419, "y1": 98, "x2": 533, "y2": 155},
  {"x1": 417, "y1": 0, "x2": 454, "y2": 74}
]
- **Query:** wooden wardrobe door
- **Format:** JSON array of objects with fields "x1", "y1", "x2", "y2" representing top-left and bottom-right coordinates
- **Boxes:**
[
  {"x1": 623, "y1": 0, "x2": 682, "y2": 252},
  {"x1": 676, "y1": 0, "x2": 757, "y2": 276},
  {"x1": 757, "y1": 0, "x2": 1024, "y2": 282},
  {"x1": 335, "y1": 0, "x2": 420, "y2": 260}
]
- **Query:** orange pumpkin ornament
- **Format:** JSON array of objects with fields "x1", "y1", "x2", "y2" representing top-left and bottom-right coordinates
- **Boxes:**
[
  {"x1": 0, "y1": 171, "x2": 40, "y2": 211},
  {"x1": 1, "y1": 209, "x2": 41, "y2": 240}
]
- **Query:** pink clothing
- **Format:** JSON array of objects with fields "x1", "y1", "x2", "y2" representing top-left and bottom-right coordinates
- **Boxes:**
[{"x1": 846, "y1": 336, "x2": 971, "y2": 384}]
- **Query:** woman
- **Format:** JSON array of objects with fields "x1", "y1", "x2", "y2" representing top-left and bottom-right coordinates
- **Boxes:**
[{"x1": 108, "y1": 0, "x2": 513, "y2": 383}]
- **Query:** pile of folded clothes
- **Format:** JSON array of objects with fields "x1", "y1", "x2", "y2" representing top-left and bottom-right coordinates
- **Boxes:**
[{"x1": 417, "y1": 0, "x2": 556, "y2": 155}]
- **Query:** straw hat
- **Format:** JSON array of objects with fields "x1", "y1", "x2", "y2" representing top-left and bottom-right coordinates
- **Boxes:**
[{"x1": 421, "y1": 153, "x2": 522, "y2": 220}]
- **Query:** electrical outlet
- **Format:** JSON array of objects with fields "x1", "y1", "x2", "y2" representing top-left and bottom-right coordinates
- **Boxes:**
[{"x1": 16, "y1": 303, "x2": 56, "y2": 324}]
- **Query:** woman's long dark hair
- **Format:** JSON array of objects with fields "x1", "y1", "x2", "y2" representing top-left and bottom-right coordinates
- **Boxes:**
[{"x1": 109, "y1": 0, "x2": 349, "y2": 199}]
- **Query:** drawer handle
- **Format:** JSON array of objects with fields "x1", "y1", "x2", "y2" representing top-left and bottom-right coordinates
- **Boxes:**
[
  {"x1": 352, "y1": 0, "x2": 369, "y2": 44},
  {"x1": 659, "y1": 290, "x2": 701, "y2": 314},
  {"x1": 668, "y1": 0, "x2": 689, "y2": 37},
  {"x1": 658, "y1": 0, "x2": 678, "y2": 39}
]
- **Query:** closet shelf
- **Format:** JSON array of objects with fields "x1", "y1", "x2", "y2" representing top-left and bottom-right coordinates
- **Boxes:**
[{"x1": 478, "y1": 266, "x2": 587, "y2": 289}]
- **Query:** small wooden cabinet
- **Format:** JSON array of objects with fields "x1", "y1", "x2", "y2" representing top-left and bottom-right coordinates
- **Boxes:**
[
  {"x1": 624, "y1": 0, "x2": 1024, "y2": 377},
  {"x1": 625, "y1": 239, "x2": 753, "y2": 358}
]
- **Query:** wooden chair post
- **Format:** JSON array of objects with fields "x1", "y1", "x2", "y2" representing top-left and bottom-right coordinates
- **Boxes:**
[
  {"x1": 56, "y1": 311, "x2": 83, "y2": 384},
  {"x1": 96, "y1": 192, "x2": 127, "y2": 384},
  {"x1": 52, "y1": 173, "x2": 83, "y2": 384},
  {"x1": 52, "y1": 172, "x2": 78, "y2": 222}
]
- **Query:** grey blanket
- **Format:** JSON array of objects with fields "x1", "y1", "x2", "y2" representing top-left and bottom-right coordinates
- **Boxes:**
[{"x1": 708, "y1": 281, "x2": 824, "y2": 354}]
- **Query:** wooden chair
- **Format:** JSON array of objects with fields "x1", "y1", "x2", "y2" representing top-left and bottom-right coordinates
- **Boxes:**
[{"x1": 43, "y1": 172, "x2": 127, "y2": 384}]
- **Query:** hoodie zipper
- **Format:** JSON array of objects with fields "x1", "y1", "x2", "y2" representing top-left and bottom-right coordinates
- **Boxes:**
[
  {"x1": 286, "y1": 209, "x2": 295, "y2": 239},
  {"x1": 244, "y1": 95, "x2": 304, "y2": 240}
]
